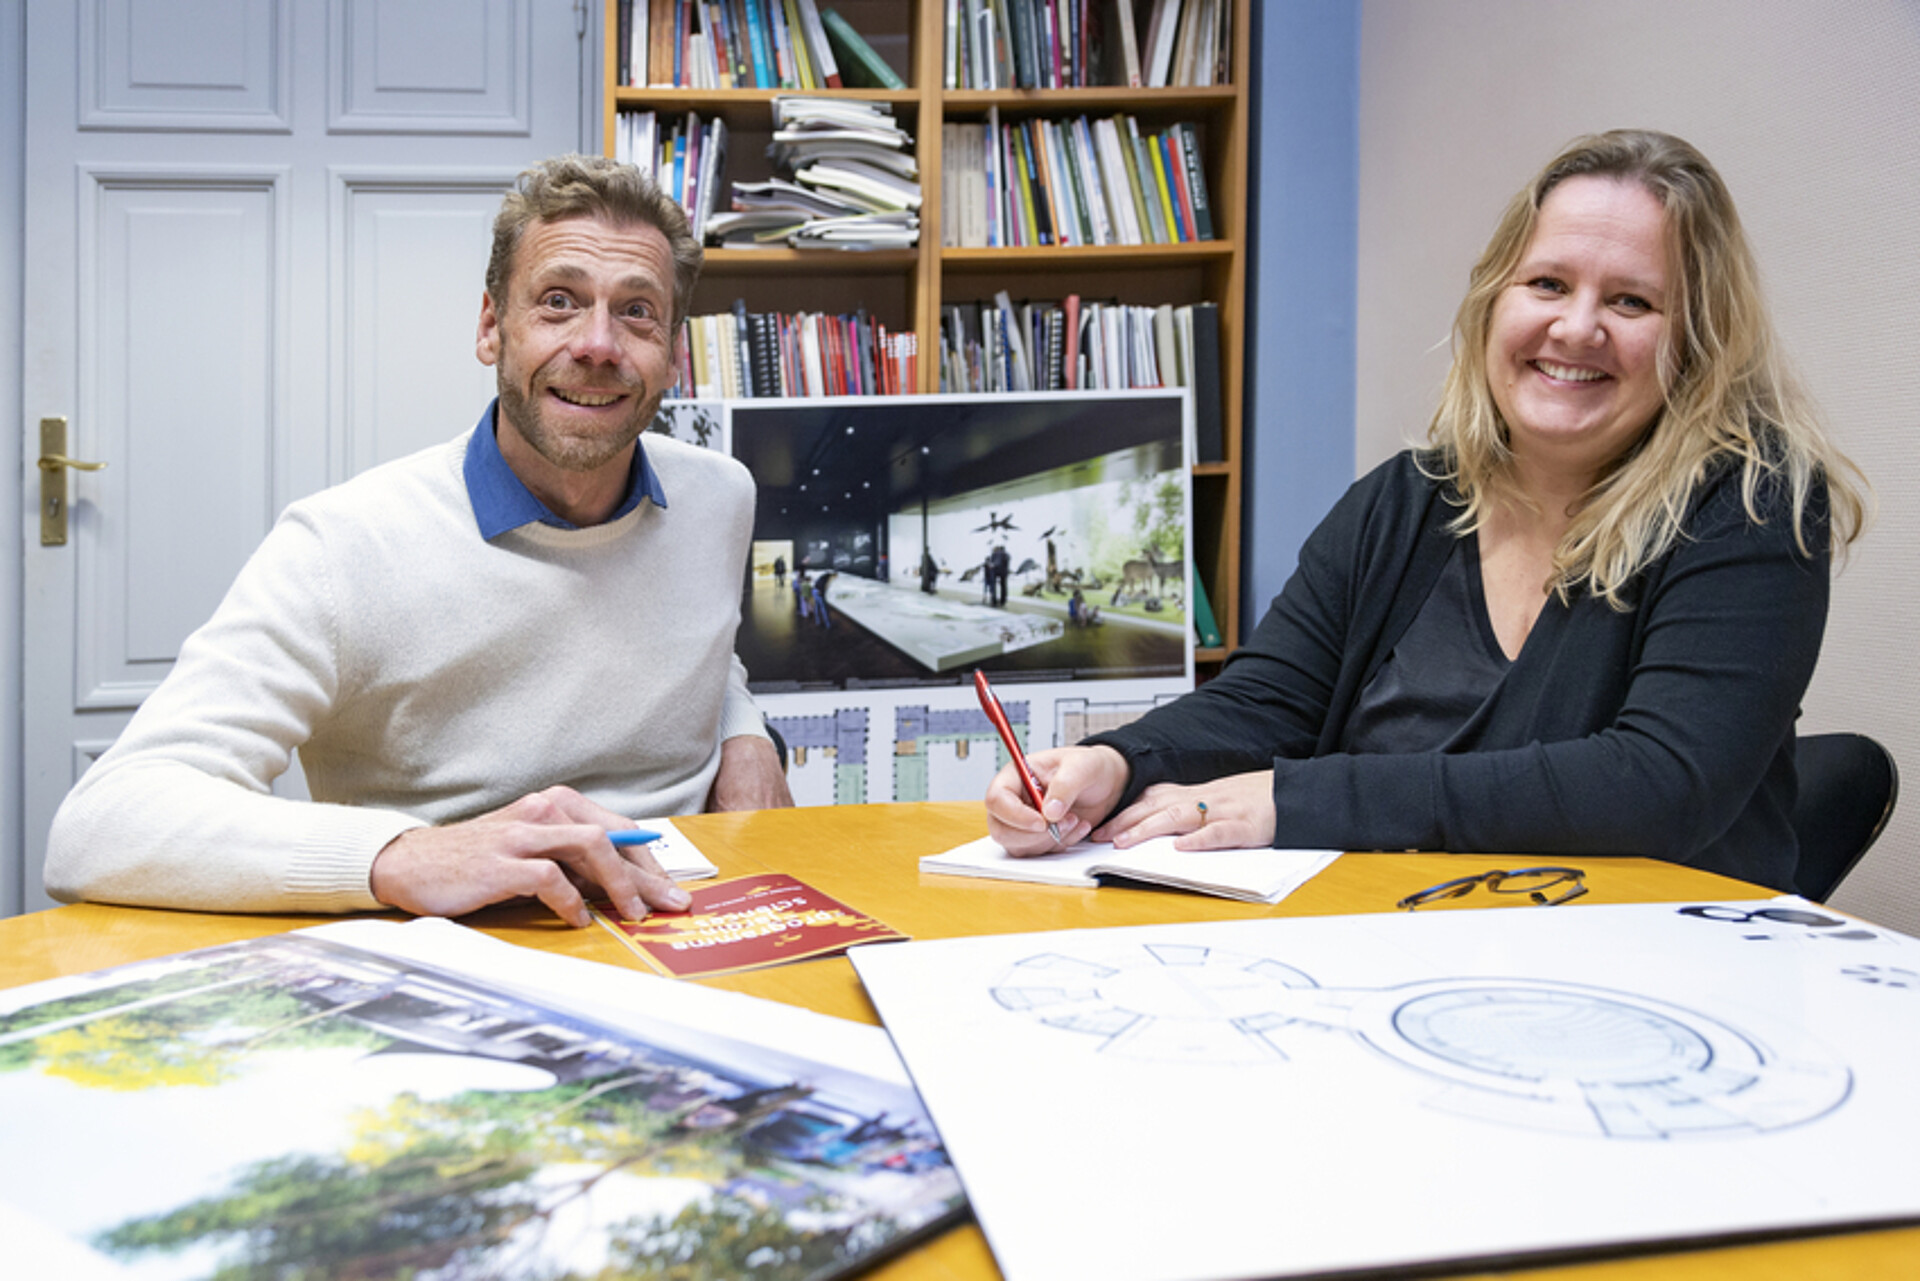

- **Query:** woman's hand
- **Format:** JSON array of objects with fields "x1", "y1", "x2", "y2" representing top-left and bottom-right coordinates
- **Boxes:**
[
  {"x1": 985, "y1": 745, "x2": 1130, "y2": 855},
  {"x1": 1095, "y1": 770, "x2": 1278, "y2": 851}
]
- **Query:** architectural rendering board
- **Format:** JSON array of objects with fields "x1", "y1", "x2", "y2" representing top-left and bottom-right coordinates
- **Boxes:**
[
  {"x1": 851, "y1": 899, "x2": 1920, "y2": 1281},
  {"x1": 695, "y1": 389, "x2": 1196, "y2": 804}
]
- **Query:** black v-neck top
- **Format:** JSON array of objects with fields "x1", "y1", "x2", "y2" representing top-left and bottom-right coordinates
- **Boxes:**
[{"x1": 1340, "y1": 534, "x2": 1510, "y2": 755}]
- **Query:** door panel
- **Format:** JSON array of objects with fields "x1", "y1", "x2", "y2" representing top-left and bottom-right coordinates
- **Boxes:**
[{"x1": 87, "y1": 171, "x2": 281, "y2": 701}]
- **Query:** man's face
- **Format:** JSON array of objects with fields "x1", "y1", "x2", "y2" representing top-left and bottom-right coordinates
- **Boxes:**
[{"x1": 476, "y1": 214, "x2": 681, "y2": 484}]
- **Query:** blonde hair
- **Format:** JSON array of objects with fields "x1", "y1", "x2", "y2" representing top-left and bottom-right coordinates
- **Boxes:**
[
  {"x1": 1425, "y1": 129, "x2": 1866, "y2": 608},
  {"x1": 486, "y1": 153, "x2": 702, "y2": 330}
]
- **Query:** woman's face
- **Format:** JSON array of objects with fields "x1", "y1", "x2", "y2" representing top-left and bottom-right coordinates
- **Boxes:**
[{"x1": 1486, "y1": 175, "x2": 1672, "y2": 488}]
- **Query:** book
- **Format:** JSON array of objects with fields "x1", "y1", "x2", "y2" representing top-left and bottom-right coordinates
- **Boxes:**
[
  {"x1": 1141, "y1": 0, "x2": 1182, "y2": 85},
  {"x1": 920, "y1": 834, "x2": 1339, "y2": 905},
  {"x1": 821, "y1": 7, "x2": 904, "y2": 88},
  {"x1": 740, "y1": 0, "x2": 774, "y2": 85},
  {"x1": 1191, "y1": 563, "x2": 1223, "y2": 646},
  {"x1": 1107, "y1": 0, "x2": 1142, "y2": 85},
  {"x1": 1177, "y1": 118, "x2": 1214, "y2": 239},
  {"x1": 1185, "y1": 298, "x2": 1224, "y2": 461},
  {"x1": 593, "y1": 872, "x2": 909, "y2": 977},
  {"x1": 0, "y1": 918, "x2": 964, "y2": 1278}
]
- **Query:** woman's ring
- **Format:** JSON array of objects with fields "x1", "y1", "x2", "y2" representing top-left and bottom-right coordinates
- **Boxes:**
[{"x1": 1196, "y1": 801, "x2": 1209, "y2": 827}]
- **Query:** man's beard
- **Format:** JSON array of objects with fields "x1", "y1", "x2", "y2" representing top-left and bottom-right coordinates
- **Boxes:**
[{"x1": 496, "y1": 374, "x2": 663, "y2": 474}]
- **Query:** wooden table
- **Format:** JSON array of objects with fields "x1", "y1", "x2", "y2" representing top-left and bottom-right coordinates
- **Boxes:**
[{"x1": 6, "y1": 801, "x2": 1916, "y2": 1279}]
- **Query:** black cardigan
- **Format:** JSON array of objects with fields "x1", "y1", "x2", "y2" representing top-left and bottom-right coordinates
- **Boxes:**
[{"x1": 1087, "y1": 452, "x2": 1830, "y2": 890}]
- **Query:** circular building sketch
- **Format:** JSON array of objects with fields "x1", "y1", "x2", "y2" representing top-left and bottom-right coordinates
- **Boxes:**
[
  {"x1": 989, "y1": 944, "x2": 1320, "y2": 1065},
  {"x1": 1341, "y1": 978, "x2": 1849, "y2": 1138},
  {"x1": 991, "y1": 945, "x2": 1852, "y2": 1139}
]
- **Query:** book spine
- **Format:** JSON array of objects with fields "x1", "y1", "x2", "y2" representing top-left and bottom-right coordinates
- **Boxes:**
[
  {"x1": 1184, "y1": 301, "x2": 1223, "y2": 462},
  {"x1": 1069, "y1": 116, "x2": 1109, "y2": 244},
  {"x1": 1122, "y1": 115, "x2": 1164, "y2": 242},
  {"x1": 1177, "y1": 120, "x2": 1214, "y2": 239},
  {"x1": 1191, "y1": 565, "x2": 1222, "y2": 647},
  {"x1": 1162, "y1": 126, "x2": 1196, "y2": 240},
  {"x1": 821, "y1": 7, "x2": 906, "y2": 89},
  {"x1": 1147, "y1": 128, "x2": 1179, "y2": 242},
  {"x1": 986, "y1": 106, "x2": 1003, "y2": 246},
  {"x1": 797, "y1": 0, "x2": 841, "y2": 86},
  {"x1": 617, "y1": 0, "x2": 634, "y2": 85},
  {"x1": 782, "y1": 0, "x2": 815, "y2": 89},
  {"x1": 740, "y1": 0, "x2": 773, "y2": 85},
  {"x1": 707, "y1": 4, "x2": 732, "y2": 87},
  {"x1": 1113, "y1": 0, "x2": 1142, "y2": 86},
  {"x1": 1009, "y1": 0, "x2": 1039, "y2": 88},
  {"x1": 767, "y1": 0, "x2": 793, "y2": 86}
]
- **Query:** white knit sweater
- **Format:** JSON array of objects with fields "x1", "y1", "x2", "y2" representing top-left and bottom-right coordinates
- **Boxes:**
[{"x1": 45, "y1": 428, "x2": 765, "y2": 914}]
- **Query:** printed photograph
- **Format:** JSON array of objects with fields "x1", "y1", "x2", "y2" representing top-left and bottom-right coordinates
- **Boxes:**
[
  {"x1": 734, "y1": 390, "x2": 1192, "y2": 692},
  {"x1": 0, "y1": 934, "x2": 963, "y2": 1280}
]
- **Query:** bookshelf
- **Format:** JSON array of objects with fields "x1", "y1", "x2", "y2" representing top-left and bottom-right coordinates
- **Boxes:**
[{"x1": 603, "y1": 1, "x2": 1249, "y2": 667}]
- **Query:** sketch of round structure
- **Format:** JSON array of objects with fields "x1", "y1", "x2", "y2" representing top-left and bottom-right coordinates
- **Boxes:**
[
  {"x1": 1351, "y1": 979, "x2": 1851, "y2": 1138},
  {"x1": 989, "y1": 944, "x2": 1852, "y2": 1138},
  {"x1": 988, "y1": 944, "x2": 1320, "y2": 1065}
]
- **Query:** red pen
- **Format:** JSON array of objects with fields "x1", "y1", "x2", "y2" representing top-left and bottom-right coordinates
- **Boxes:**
[{"x1": 973, "y1": 669, "x2": 1064, "y2": 847}]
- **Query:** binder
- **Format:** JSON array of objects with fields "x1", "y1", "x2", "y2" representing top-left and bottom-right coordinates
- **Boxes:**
[
  {"x1": 1186, "y1": 300, "x2": 1224, "y2": 462},
  {"x1": 821, "y1": 8, "x2": 904, "y2": 88},
  {"x1": 1191, "y1": 570, "x2": 1223, "y2": 649}
]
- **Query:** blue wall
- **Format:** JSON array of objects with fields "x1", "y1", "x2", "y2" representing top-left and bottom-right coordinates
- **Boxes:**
[{"x1": 1242, "y1": 2, "x2": 1359, "y2": 626}]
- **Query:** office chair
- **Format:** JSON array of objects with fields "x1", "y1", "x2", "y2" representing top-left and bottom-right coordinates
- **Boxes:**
[
  {"x1": 1791, "y1": 732, "x2": 1899, "y2": 902},
  {"x1": 765, "y1": 717, "x2": 789, "y2": 773}
]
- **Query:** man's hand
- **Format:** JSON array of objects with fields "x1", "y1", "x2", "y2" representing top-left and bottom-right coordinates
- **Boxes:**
[
  {"x1": 985, "y1": 744, "x2": 1130, "y2": 856},
  {"x1": 709, "y1": 734, "x2": 793, "y2": 811},
  {"x1": 369, "y1": 786, "x2": 692, "y2": 927}
]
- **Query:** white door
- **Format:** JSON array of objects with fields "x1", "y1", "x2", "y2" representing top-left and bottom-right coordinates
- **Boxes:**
[{"x1": 20, "y1": 0, "x2": 596, "y2": 912}]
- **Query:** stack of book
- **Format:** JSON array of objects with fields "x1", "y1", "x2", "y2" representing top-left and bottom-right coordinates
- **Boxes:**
[
  {"x1": 615, "y1": 109, "x2": 730, "y2": 241},
  {"x1": 940, "y1": 293, "x2": 1223, "y2": 459},
  {"x1": 945, "y1": 0, "x2": 1231, "y2": 89},
  {"x1": 677, "y1": 301, "x2": 919, "y2": 399},
  {"x1": 711, "y1": 97, "x2": 920, "y2": 251},
  {"x1": 942, "y1": 110, "x2": 1212, "y2": 249},
  {"x1": 617, "y1": 1, "x2": 904, "y2": 90}
]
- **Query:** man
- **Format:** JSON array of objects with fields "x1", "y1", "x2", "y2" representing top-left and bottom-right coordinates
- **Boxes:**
[{"x1": 45, "y1": 155, "x2": 790, "y2": 927}]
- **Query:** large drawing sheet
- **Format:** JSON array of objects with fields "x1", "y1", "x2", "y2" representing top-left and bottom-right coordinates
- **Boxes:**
[
  {"x1": 850, "y1": 898, "x2": 1920, "y2": 1281},
  {"x1": 1, "y1": 919, "x2": 964, "y2": 1280}
]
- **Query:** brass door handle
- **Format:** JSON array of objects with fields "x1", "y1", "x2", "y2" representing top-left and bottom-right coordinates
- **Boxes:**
[
  {"x1": 38, "y1": 454, "x2": 107, "y2": 472},
  {"x1": 39, "y1": 417, "x2": 106, "y2": 546}
]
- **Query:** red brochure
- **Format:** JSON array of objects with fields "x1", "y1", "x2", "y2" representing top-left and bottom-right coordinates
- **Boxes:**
[{"x1": 592, "y1": 873, "x2": 908, "y2": 978}]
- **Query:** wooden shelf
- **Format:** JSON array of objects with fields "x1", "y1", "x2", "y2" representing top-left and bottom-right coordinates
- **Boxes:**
[{"x1": 604, "y1": 0, "x2": 1249, "y2": 667}]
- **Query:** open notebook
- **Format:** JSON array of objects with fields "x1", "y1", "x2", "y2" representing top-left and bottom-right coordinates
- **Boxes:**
[{"x1": 920, "y1": 834, "x2": 1339, "y2": 905}]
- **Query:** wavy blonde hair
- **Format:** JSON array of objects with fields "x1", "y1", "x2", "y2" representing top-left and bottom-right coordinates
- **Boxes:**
[{"x1": 1425, "y1": 129, "x2": 1866, "y2": 608}]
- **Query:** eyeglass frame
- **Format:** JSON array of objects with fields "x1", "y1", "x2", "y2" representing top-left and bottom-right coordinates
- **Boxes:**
[{"x1": 1395, "y1": 865, "x2": 1589, "y2": 911}]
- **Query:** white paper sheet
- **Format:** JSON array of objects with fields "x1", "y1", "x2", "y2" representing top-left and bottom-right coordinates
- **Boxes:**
[
  {"x1": 851, "y1": 898, "x2": 1920, "y2": 1281},
  {"x1": 920, "y1": 833, "x2": 1338, "y2": 903},
  {"x1": 637, "y1": 816, "x2": 720, "y2": 881}
]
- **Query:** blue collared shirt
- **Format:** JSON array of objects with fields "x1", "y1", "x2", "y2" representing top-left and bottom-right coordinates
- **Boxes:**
[{"x1": 463, "y1": 400, "x2": 667, "y2": 540}]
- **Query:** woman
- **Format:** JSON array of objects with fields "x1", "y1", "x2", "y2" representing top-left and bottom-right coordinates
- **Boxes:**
[{"x1": 986, "y1": 130, "x2": 1865, "y2": 891}]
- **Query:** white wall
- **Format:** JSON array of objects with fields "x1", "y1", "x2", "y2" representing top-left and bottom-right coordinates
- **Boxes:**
[{"x1": 1358, "y1": 0, "x2": 1920, "y2": 930}]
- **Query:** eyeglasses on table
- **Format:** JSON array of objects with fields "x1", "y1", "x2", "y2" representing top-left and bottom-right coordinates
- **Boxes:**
[{"x1": 1396, "y1": 865, "x2": 1588, "y2": 911}]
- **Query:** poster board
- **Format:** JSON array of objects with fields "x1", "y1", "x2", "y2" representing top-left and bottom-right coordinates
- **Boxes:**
[
  {"x1": 655, "y1": 389, "x2": 1196, "y2": 805},
  {"x1": 851, "y1": 898, "x2": 1920, "y2": 1281},
  {"x1": 0, "y1": 919, "x2": 963, "y2": 1278}
]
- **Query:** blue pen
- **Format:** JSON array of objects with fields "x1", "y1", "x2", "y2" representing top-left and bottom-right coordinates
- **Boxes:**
[{"x1": 608, "y1": 828, "x2": 662, "y2": 847}]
